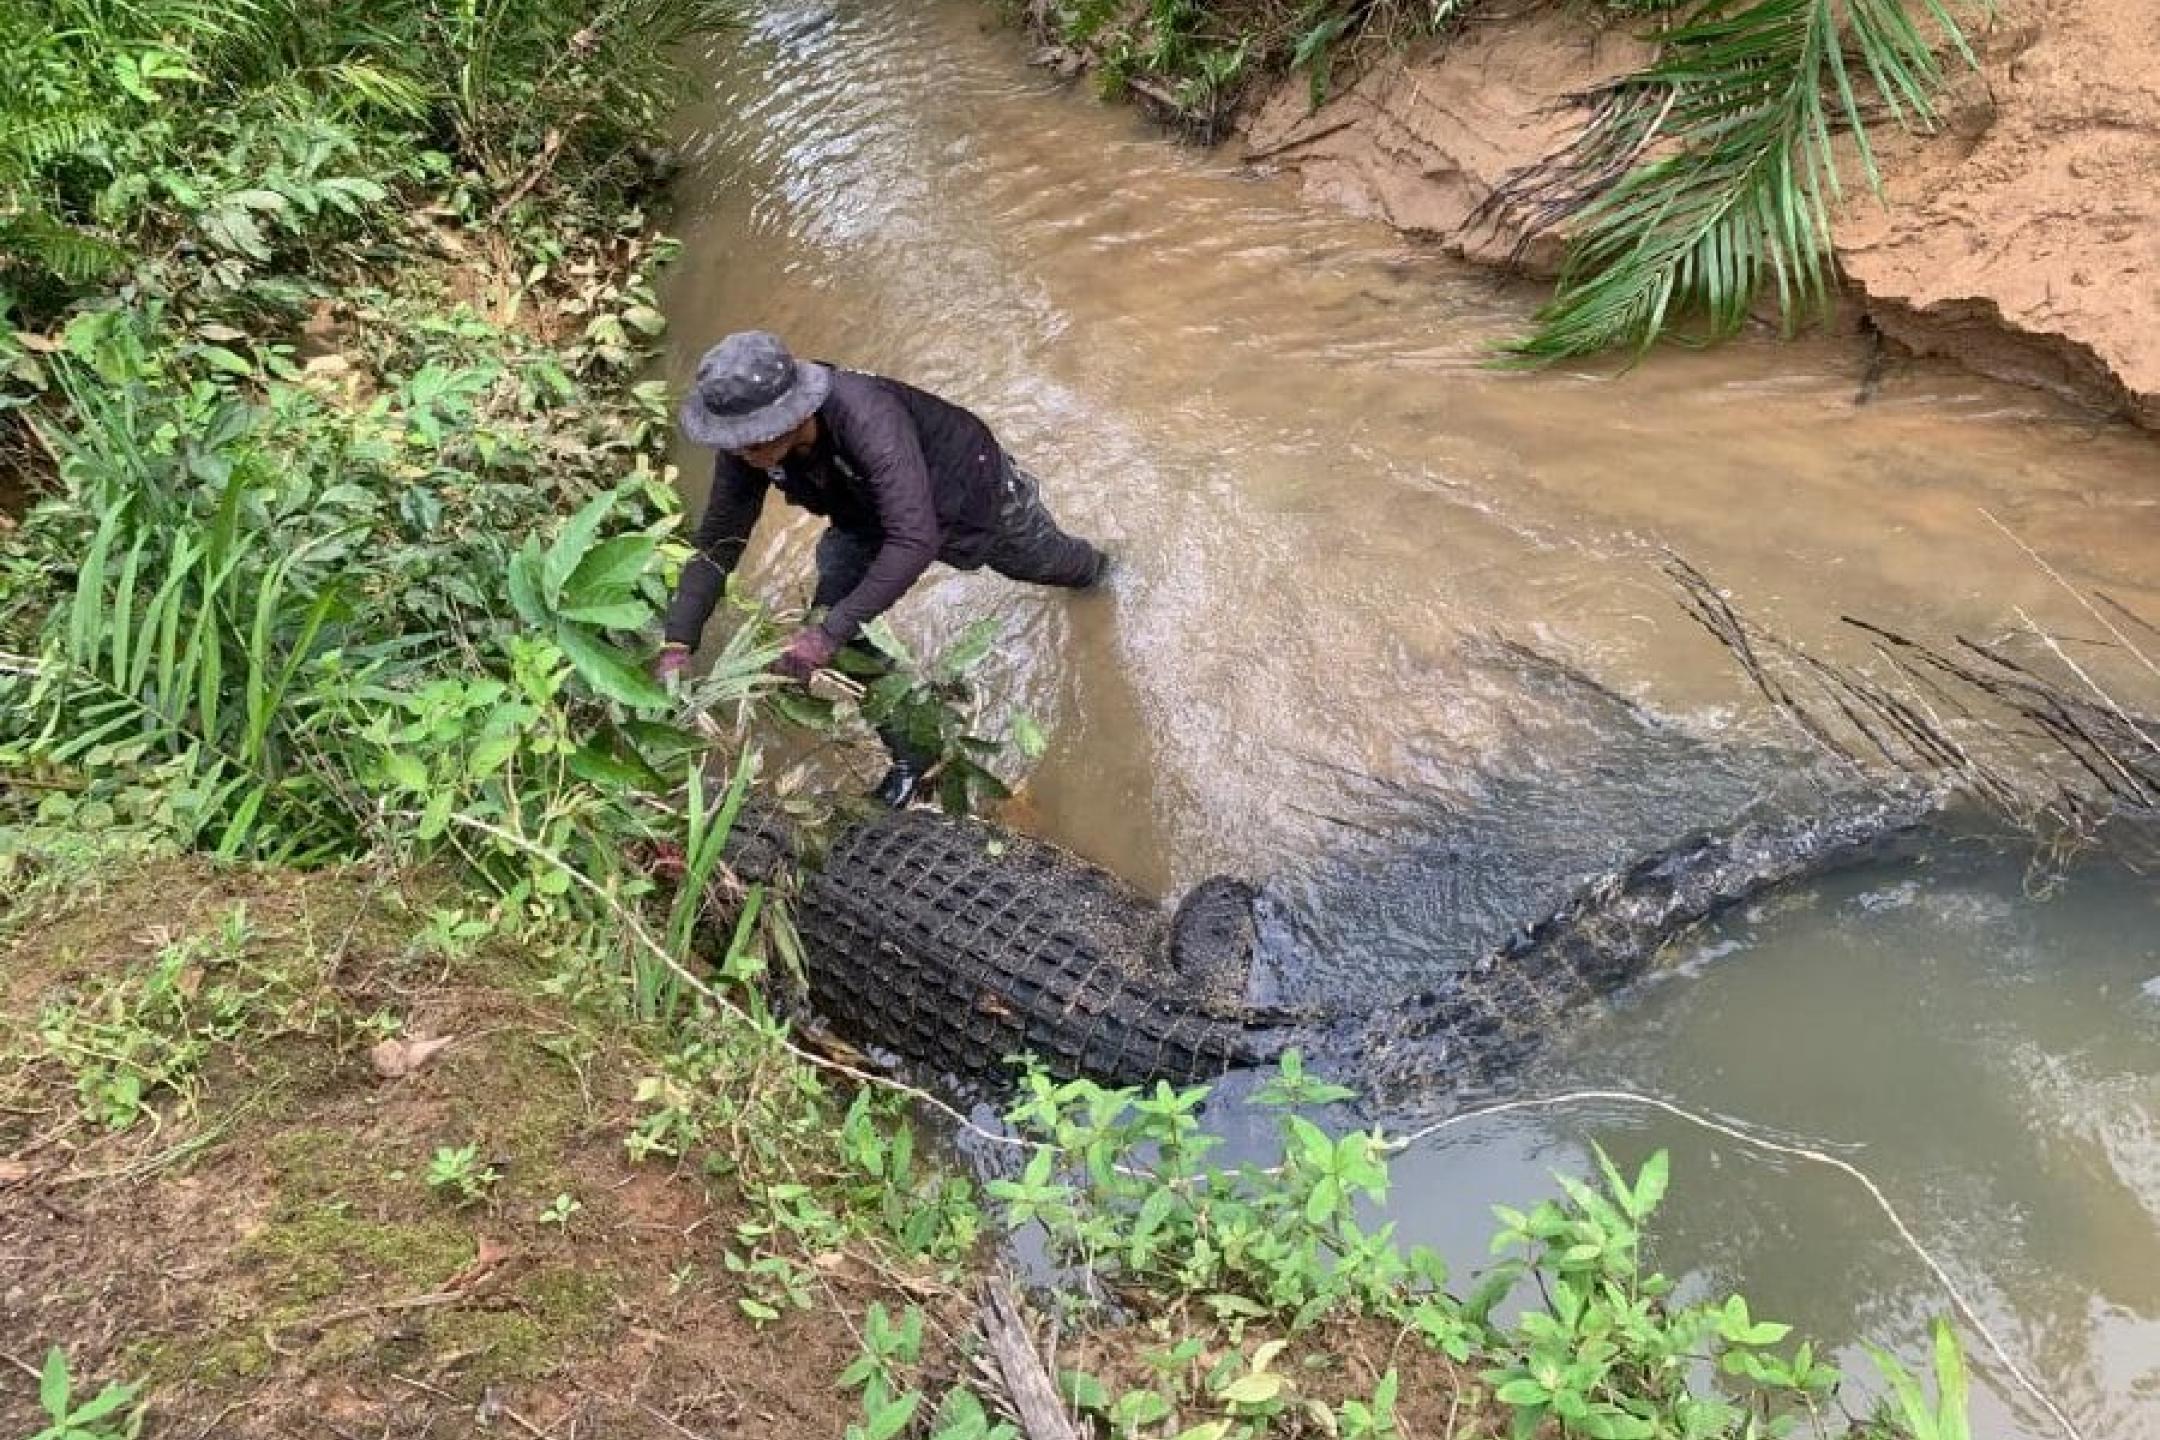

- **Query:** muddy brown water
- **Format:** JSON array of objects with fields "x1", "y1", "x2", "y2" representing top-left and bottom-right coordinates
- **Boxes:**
[{"x1": 657, "y1": 3, "x2": 2160, "y2": 1434}]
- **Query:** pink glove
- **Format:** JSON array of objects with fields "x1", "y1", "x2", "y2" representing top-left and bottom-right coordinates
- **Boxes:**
[
  {"x1": 770, "y1": 627, "x2": 839, "y2": 683},
  {"x1": 654, "y1": 644, "x2": 690, "y2": 682}
]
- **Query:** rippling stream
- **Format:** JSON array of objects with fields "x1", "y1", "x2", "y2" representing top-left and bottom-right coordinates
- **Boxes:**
[{"x1": 655, "y1": 4, "x2": 2160, "y2": 1433}]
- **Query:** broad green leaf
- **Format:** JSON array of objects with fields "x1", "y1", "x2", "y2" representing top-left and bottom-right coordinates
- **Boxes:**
[
  {"x1": 766, "y1": 689, "x2": 837, "y2": 730},
  {"x1": 859, "y1": 617, "x2": 913, "y2": 667},
  {"x1": 1218, "y1": 1372, "x2": 1286, "y2": 1406},
  {"x1": 555, "y1": 624, "x2": 667, "y2": 710},
  {"x1": 196, "y1": 345, "x2": 253, "y2": 377},
  {"x1": 568, "y1": 735, "x2": 665, "y2": 791},
  {"x1": 382, "y1": 752, "x2": 428, "y2": 790},
  {"x1": 1304, "y1": 1174, "x2": 1342, "y2": 1226},
  {"x1": 565, "y1": 534, "x2": 655, "y2": 607},
  {"x1": 39, "y1": 1348, "x2": 67, "y2": 1418},
  {"x1": 1057, "y1": 1370, "x2": 1110, "y2": 1413},
  {"x1": 939, "y1": 616, "x2": 999, "y2": 679},
  {"x1": 861, "y1": 1391, "x2": 920, "y2": 1440},
  {"x1": 467, "y1": 732, "x2": 520, "y2": 778},
  {"x1": 542, "y1": 492, "x2": 617, "y2": 605},
  {"x1": 1133, "y1": 1185, "x2": 1177, "y2": 1241},
  {"x1": 506, "y1": 542, "x2": 549, "y2": 629},
  {"x1": 65, "y1": 1378, "x2": 139, "y2": 1425},
  {"x1": 417, "y1": 786, "x2": 456, "y2": 842},
  {"x1": 1632, "y1": 1149, "x2": 1669, "y2": 1219},
  {"x1": 1011, "y1": 710, "x2": 1046, "y2": 759},
  {"x1": 1494, "y1": 1378, "x2": 1550, "y2": 1407},
  {"x1": 557, "y1": 600, "x2": 651, "y2": 630}
]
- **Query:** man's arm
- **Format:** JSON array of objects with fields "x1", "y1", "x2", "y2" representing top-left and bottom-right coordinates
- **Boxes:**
[
  {"x1": 662, "y1": 457, "x2": 769, "y2": 648},
  {"x1": 819, "y1": 387, "x2": 941, "y2": 643}
]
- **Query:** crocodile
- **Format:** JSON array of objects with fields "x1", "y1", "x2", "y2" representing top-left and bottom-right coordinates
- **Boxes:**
[{"x1": 748, "y1": 786, "x2": 1937, "y2": 1102}]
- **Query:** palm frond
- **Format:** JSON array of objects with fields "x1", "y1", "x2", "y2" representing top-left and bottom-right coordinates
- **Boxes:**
[{"x1": 1504, "y1": 0, "x2": 1986, "y2": 361}]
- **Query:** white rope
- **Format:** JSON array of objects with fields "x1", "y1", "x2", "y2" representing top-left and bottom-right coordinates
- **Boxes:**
[{"x1": 1378, "y1": 1088, "x2": 2083, "y2": 1440}]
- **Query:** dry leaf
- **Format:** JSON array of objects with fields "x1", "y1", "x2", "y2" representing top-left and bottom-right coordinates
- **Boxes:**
[
  {"x1": 446, "y1": 1235, "x2": 511, "y2": 1292},
  {"x1": 0, "y1": 1159, "x2": 32, "y2": 1186},
  {"x1": 369, "y1": 1034, "x2": 453, "y2": 1079}
]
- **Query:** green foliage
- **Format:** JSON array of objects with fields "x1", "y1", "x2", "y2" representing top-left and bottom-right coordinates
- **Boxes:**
[
  {"x1": 1042, "y1": 1, "x2": 1456, "y2": 130},
  {"x1": 539, "y1": 1191, "x2": 583, "y2": 1226},
  {"x1": 1513, "y1": 0, "x2": 1989, "y2": 359},
  {"x1": 426, "y1": 1142, "x2": 503, "y2": 1204},
  {"x1": 1, "y1": 300, "x2": 712, "y2": 902},
  {"x1": 0, "y1": 0, "x2": 739, "y2": 316},
  {"x1": 850, "y1": 616, "x2": 1025, "y2": 816},
  {"x1": 1861, "y1": 1320, "x2": 1972, "y2": 1440},
  {"x1": 30, "y1": 904, "x2": 325, "y2": 1131},
  {"x1": 626, "y1": 1019, "x2": 981, "y2": 1268},
  {"x1": 28, "y1": 1349, "x2": 143, "y2": 1440},
  {"x1": 993, "y1": 1057, "x2": 1957, "y2": 1440},
  {"x1": 835, "y1": 1303, "x2": 1018, "y2": 1440},
  {"x1": 992, "y1": 1058, "x2": 1417, "y2": 1328}
]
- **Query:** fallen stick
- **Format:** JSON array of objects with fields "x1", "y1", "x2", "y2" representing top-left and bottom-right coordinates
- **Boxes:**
[{"x1": 980, "y1": 1277, "x2": 1080, "y2": 1440}]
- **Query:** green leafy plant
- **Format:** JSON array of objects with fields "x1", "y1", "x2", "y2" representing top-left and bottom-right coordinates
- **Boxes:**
[
  {"x1": 0, "y1": 0, "x2": 741, "y2": 319},
  {"x1": 723, "y1": 1244, "x2": 815, "y2": 1324},
  {"x1": 34, "y1": 918, "x2": 319, "y2": 1130},
  {"x1": 989, "y1": 1058, "x2": 1953, "y2": 1440},
  {"x1": 925, "y1": 1386, "x2": 1020, "y2": 1440},
  {"x1": 426, "y1": 1142, "x2": 501, "y2": 1204},
  {"x1": 1335, "y1": 1368, "x2": 1402, "y2": 1439},
  {"x1": 1510, "y1": 0, "x2": 1988, "y2": 359},
  {"x1": 27, "y1": 1349, "x2": 143, "y2": 1440},
  {"x1": 505, "y1": 488, "x2": 674, "y2": 712},
  {"x1": 1862, "y1": 1320, "x2": 1971, "y2": 1440},
  {"x1": 844, "y1": 617, "x2": 1022, "y2": 816},
  {"x1": 837, "y1": 1303, "x2": 927, "y2": 1440}
]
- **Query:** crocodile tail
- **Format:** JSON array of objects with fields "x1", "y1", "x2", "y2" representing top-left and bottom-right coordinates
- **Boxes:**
[{"x1": 1354, "y1": 788, "x2": 1939, "y2": 1104}]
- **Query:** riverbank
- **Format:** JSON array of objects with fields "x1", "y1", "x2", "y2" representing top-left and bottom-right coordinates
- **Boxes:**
[{"x1": 1024, "y1": 0, "x2": 2160, "y2": 431}]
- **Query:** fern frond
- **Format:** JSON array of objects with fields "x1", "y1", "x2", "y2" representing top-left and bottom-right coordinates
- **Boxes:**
[
  {"x1": 0, "y1": 210, "x2": 131, "y2": 284},
  {"x1": 0, "y1": 111, "x2": 115, "y2": 171}
]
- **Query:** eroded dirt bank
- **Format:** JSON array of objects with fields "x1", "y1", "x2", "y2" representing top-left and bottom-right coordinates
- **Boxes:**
[{"x1": 1229, "y1": 1, "x2": 2160, "y2": 429}]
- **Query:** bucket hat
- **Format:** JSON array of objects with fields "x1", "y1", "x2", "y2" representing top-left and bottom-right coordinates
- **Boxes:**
[{"x1": 678, "y1": 330, "x2": 832, "y2": 450}]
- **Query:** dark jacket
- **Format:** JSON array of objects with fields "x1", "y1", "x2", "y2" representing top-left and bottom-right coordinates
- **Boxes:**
[{"x1": 662, "y1": 368, "x2": 1007, "y2": 647}]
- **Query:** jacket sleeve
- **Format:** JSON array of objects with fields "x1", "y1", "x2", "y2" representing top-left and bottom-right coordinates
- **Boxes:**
[
  {"x1": 662, "y1": 457, "x2": 769, "y2": 647},
  {"x1": 818, "y1": 384, "x2": 941, "y2": 643}
]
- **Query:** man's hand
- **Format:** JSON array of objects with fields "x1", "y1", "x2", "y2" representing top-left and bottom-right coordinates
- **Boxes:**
[
  {"x1": 770, "y1": 627, "x2": 839, "y2": 683},
  {"x1": 653, "y1": 643, "x2": 690, "y2": 683}
]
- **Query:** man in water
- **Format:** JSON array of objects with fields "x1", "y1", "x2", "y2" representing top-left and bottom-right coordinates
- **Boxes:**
[{"x1": 657, "y1": 330, "x2": 1109, "y2": 808}]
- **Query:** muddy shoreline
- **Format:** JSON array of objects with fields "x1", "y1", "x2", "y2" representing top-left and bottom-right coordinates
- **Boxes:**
[{"x1": 1026, "y1": 1, "x2": 2160, "y2": 433}]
